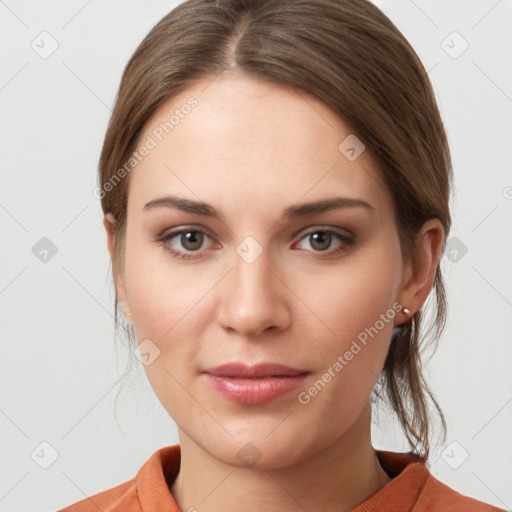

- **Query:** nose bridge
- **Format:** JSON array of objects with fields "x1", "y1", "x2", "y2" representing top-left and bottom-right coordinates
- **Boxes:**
[
  {"x1": 234, "y1": 242, "x2": 272, "y2": 296},
  {"x1": 217, "y1": 236, "x2": 289, "y2": 336},
  {"x1": 232, "y1": 239, "x2": 276, "y2": 311}
]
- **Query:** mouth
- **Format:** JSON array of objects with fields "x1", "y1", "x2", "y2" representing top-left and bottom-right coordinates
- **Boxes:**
[{"x1": 202, "y1": 362, "x2": 310, "y2": 405}]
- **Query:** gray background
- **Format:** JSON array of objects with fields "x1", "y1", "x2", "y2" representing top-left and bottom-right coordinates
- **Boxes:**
[{"x1": 0, "y1": 1, "x2": 511, "y2": 510}]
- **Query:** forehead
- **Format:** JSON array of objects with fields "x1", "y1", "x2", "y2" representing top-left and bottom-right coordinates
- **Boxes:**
[{"x1": 128, "y1": 72, "x2": 390, "y2": 220}]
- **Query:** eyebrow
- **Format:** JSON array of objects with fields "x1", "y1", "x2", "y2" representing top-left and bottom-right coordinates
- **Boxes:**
[{"x1": 143, "y1": 195, "x2": 375, "y2": 221}]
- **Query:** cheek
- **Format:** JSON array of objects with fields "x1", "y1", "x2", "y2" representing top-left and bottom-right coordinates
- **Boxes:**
[
  {"x1": 293, "y1": 241, "x2": 402, "y2": 411},
  {"x1": 122, "y1": 240, "x2": 211, "y2": 420},
  {"x1": 123, "y1": 232, "x2": 213, "y2": 340},
  {"x1": 304, "y1": 247, "x2": 401, "y2": 347}
]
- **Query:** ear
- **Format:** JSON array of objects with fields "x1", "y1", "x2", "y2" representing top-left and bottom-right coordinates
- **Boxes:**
[
  {"x1": 396, "y1": 218, "x2": 444, "y2": 325},
  {"x1": 103, "y1": 213, "x2": 133, "y2": 323}
]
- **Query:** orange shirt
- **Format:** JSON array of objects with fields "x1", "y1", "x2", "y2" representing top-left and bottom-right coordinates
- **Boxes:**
[{"x1": 59, "y1": 444, "x2": 505, "y2": 511}]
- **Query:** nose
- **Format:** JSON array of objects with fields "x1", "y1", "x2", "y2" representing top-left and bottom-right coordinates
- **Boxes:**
[{"x1": 217, "y1": 245, "x2": 291, "y2": 338}]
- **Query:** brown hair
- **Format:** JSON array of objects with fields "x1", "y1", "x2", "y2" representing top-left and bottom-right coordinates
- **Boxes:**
[{"x1": 99, "y1": 0, "x2": 452, "y2": 462}]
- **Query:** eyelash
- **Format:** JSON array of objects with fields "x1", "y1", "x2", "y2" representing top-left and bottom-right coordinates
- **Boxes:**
[{"x1": 156, "y1": 227, "x2": 355, "y2": 261}]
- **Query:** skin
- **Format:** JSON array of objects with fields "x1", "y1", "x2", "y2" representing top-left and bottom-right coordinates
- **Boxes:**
[{"x1": 104, "y1": 71, "x2": 443, "y2": 512}]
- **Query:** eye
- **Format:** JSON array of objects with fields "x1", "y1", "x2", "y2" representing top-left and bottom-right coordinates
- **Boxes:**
[
  {"x1": 157, "y1": 228, "x2": 216, "y2": 260},
  {"x1": 157, "y1": 226, "x2": 355, "y2": 261},
  {"x1": 293, "y1": 228, "x2": 355, "y2": 256}
]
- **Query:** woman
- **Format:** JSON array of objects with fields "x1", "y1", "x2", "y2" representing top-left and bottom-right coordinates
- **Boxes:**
[{"x1": 60, "y1": 0, "x2": 505, "y2": 510}]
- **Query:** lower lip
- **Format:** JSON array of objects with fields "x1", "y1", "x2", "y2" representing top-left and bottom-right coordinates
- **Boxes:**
[{"x1": 204, "y1": 373, "x2": 309, "y2": 405}]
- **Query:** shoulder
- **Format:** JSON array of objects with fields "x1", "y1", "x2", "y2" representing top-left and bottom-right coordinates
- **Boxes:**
[
  {"x1": 57, "y1": 444, "x2": 181, "y2": 512},
  {"x1": 366, "y1": 450, "x2": 506, "y2": 512},
  {"x1": 416, "y1": 472, "x2": 506, "y2": 511},
  {"x1": 57, "y1": 478, "x2": 139, "y2": 512}
]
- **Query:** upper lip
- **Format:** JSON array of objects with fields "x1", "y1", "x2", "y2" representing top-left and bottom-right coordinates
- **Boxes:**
[{"x1": 203, "y1": 362, "x2": 309, "y2": 378}]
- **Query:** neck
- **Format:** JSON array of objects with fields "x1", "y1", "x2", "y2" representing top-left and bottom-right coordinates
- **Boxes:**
[{"x1": 170, "y1": 403, "x2": 391, "y2": 512}]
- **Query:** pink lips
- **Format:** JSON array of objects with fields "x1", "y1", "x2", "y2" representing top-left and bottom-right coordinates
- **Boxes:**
[{"x1": 203, "y1": 363, "x2": 310, "y2": 405}]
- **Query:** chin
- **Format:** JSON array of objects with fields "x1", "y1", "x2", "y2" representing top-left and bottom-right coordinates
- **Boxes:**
[{"x1": 203, "y1": 432, "x2": 316, "y2": 470}]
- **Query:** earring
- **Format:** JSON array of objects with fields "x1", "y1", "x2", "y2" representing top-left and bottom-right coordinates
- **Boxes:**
[{"x1": 403, "y1": 307, "x2": 410, "y2": 316}]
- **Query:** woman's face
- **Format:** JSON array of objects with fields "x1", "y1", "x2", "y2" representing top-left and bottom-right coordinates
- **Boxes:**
[{"x1": 111, "y1": 72, "x2": 411, "y2": 468}]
